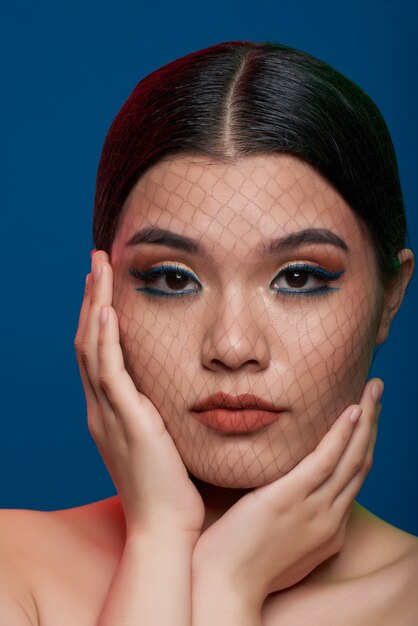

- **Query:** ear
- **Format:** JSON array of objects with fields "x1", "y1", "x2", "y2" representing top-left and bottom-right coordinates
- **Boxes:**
[{"x1": 375, "y1": 248, "x2": 415, "y2": 345}]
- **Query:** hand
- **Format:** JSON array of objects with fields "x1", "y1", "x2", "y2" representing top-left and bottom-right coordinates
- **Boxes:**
[
  {"x1": 191, "y1": 379, "x2": 382, "y2": 608},
  {"x1": 74, "y1": 250, "x2": 205, "y2": 541}
]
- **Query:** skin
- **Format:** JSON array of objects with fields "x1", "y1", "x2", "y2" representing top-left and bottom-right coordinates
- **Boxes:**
[
  {"x1": 110, "y1": 153, "x2": 407, "y2": 490},
  {"x1": 0, "y1": 153, "x2": 416, "y2": 625}
]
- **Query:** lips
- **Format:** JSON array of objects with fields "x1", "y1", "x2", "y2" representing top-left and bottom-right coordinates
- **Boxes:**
[{"x1": 190, "y1": 392, "x2": 285, "y2": 433}]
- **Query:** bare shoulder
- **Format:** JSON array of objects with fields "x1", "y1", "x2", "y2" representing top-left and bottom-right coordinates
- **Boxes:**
[
  {"x1": 0, "y1": 498, "x2": 125, "y2": 625},
  {"x1": 348, "y1": 539, "x2": 418, "y2": 626},
  {"x1": 263, "y1": 548, "x2": 417, "y2": 626},
  {"x1": 262, "y1": 506, "x2": 418, "y2": 626},
  {"x1": 0, "y1": 508, "x2": 47, "y2": 625},
  {"x1": 329, "y1": 505, "x2": 418, "y2": 625},
  {"x1": 0, "y1": 496, "x2": 125, "y2": 560},
  {"x1": 374, "y1": 530, "x2": 418, "y2": 626}
]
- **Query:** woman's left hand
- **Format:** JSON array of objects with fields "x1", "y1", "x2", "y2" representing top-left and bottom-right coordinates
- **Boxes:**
[{"x1": 191, "y1": 379, "x2": 382, "y2": 610}]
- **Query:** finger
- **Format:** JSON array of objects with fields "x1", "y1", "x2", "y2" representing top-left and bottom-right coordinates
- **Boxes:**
[
  {"x1": 316, "y1": 380, "x2": 382, "y2": 501},
  {"x1": 82, "y1": 253, "x2": 114, "y2": 394},
  {"x1": 90, "y1": 251, "x2": 113, "y2": 308},
  {"x1": 74, "y1": 273, "x2": 96, "y2": 404},
  {"x1": 74, "y1": 273, "x2": 93, "y2": 345},
  {"x1": 332, "y1": 420, "x2": 378, "y2": 515},
  {"x1": 80, "y1": 254, "x2": 117, "y2": 436},
  {"x1": 282, "y1": 401, "x2": 364, "y2": 498},
  {"x1": 76, "y1": 349, "x2": 97, "y2": 406},
  {"x1": 98, "y1": 305, "x2": 166, "y2": 439},
  {"x1": 76, "y1": 351, "x2": 108, "y2": 443},
  {"x1": 73, "y1": 270, "x2": 105, "y2": 438}
]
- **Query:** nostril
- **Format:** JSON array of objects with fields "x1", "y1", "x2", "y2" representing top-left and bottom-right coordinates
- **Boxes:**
[{"x1": 208, "y1": 357, "x2": 264, "y2": 373}]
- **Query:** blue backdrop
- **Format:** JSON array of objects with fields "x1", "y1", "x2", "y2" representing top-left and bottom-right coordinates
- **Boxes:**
[{"x1": 1, "y1": 0, "x2": 417, "y2": 535}]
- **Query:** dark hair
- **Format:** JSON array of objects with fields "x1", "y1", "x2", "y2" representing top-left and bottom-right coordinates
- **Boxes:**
[{"x1": 93, "y1": 40, "x2": 411, "y2": 287}]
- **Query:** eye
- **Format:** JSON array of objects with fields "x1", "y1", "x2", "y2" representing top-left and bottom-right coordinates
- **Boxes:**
[
  {"x1": 129, "y1": 264, "x2": 202, "y2": 298},
  {"x1": 270, "y1": 264, "x2": 344, "y2": 296}
]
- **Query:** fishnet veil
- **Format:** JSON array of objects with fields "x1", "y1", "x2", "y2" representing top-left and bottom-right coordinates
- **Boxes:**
[
  {"x1": 108, "y1": 152, "x2": 384, "y2": 489},
  {"x1": 92, "y1": 41, "x2": 404, "y2": 493}
]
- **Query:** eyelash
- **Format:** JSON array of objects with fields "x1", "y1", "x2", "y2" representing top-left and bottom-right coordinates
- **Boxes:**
[
  {"x1": 129, "y1": 263, "x2": 344, "y2": 300},
  {"x1": 270, "y1": 264, "x2": 344, "y2": 298},
  {"x1": 129, "y1": 264, "x2": 201, "y2": 299}
]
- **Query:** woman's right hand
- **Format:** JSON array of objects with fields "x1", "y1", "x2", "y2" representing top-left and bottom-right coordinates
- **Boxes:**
[{"x1": 74, "y1": 250, "x2": 205, "y2": 542}]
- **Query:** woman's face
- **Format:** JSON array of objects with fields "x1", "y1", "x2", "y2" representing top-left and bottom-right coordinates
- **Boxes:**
[{"x1": 110, "y1": 153, "x2": 384, "y2": 488}]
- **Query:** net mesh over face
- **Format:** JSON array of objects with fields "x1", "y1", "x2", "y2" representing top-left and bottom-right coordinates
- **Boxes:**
[{"x1": 110, "y1": 153, "x2": 384, "y2": 489}]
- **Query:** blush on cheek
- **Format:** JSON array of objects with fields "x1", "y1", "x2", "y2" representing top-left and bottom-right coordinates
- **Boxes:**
[
  {"x1": 287, "y1": 291, "x2": 377, "y2": 424},
  {"x1": 116, "y1": 305, "x2": 182, "y2": 417}
]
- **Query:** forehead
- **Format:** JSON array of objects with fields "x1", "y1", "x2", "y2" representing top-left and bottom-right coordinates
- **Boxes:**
[{"x1": 116, "y1": 153, "x2": 363, "y2": 252}]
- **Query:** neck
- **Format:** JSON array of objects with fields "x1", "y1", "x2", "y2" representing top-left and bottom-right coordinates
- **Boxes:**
[{"x1": 189, "y1": 474, "x2": 254, "y2": 532}]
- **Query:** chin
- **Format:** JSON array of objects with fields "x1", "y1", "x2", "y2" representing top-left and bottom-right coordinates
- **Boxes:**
[{"x1": 186, "y1": 460, "x2": 292, "y2": 490}]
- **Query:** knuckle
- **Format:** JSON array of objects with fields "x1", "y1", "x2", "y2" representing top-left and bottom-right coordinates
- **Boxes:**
[
  {"x1": 322, "y1": 517, "x2": 337, "y2": 541},
  {"x1": 315, "y1": 523, "x2": 331, "y2": 547},
  {"x1": 350, "y1": 473, "x2": 363, "y2": 496},
  {"x1": 87, "y1": 415, "x2": 101, "y2": 440},
  {"x1": 78, "y1": 341, "x2": 93, "y2": 363},
  {"x1": 98, "y1": 368, "x2": 123, "y2": 396},
  {"x1": 319, "y1": 456, "x2": 336, "y2": 479},
  {"x1": 74, "y1": 335, "x2": 88, "y2": 354},
  {"x1": 320, "y1": 518, "x2": 344, "y2": 551},
  {"x1": 98, "y1": 371, "x2": 114, "y2": 390},
  {"x1": 311, "y1": 513, "x2": 332, "y2": 544},
  {"x1": 351, "y1": 456, "x2": 363, "y2": 474},
  {"x1": 364, "y1": 455, "x2": 373, "y2": 473},
  {"x1": 329, "y1": 530, "x2": 344, "y2": 553},
  {"x1": 338, "y1": 430, "x2": 350, "y2": 448}
]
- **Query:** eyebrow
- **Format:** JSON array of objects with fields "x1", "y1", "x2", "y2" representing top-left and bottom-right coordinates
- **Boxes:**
[{"x1": 125, "y1": 225, "x2": 350, "y2": 256}]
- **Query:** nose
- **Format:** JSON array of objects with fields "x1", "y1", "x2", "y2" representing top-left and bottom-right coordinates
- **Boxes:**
[{"x1": 200, "y1": 287, "x2": 271, "y2": 372}]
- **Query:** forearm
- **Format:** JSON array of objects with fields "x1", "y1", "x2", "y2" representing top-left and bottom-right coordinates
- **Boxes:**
[
  {"x1": 97, "y1": 530, "x2": 194, "y2": 626},
  {"x1": 192, "y1": 574, "x2": 263, "y2": 626}
]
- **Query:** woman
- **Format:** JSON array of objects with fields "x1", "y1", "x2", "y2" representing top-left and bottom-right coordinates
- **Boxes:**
[{"x1": 0, "y1": 41, "x2": 416, "y2": 625}]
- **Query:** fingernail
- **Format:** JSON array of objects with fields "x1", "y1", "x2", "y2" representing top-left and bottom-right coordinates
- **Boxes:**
[
  {"x1": 349, "y1": 406, "x2": 363, "y2": 423},
  {"x1": 371, "y1": 380, "x2": 384, "y2": 403}
]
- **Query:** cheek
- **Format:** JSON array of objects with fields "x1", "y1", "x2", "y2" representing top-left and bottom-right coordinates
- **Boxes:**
[
  {"x1": 110, "y1": 265, "x2": 381, "y2": 488},
  {"x1": 257, "y1": 290, "x2": 379, "y2": 480},
  {"x1": 112, "y1": 281, "x2": 192, "y2": 417},
  {"x1": 288, "y1": 290, "x2": 378, "y2": 430}
]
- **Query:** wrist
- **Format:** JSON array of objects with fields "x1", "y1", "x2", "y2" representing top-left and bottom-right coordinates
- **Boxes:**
[
  {"x1": 126, "y1": 515, "x2": 199, "y2": 542},
  {"x1": 192, "y1": 554, "x2": 267, "y2": 612},
  {"x1": 193, "y1": 570, "x2": 264, "y2": 625},
  {"x1": 100, "y1": 522, "x2": 194, "y2": 626},
  {"x1": 126, "y1": 525, "x2": 197, "y2": 555}
]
